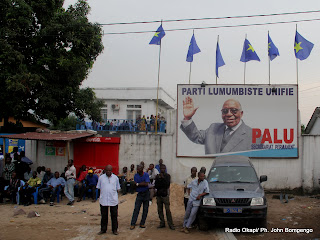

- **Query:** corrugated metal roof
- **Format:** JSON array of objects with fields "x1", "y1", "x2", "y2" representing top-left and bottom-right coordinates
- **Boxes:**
[{"x1": 0, "y1": 131, "x2": 95, "y2": 141}]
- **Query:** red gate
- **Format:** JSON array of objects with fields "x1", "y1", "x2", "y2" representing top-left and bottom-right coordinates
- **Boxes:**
[{"x1": 74, "y1": 137, "x2": 120, "y2": 175}]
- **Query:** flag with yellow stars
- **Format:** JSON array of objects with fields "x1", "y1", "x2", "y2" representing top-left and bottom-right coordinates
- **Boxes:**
[
  {"x1": 240, "y1": 39, "x2": 260, "y2": 62},
  {"x1": 149, "y1": 24, "x2": 165, "y2": 45},
  {"x1": 294, "y1": 31, "x2": 314, "y2": 60},
  {"x1": 268, "y1": 33, "x2": 279, "y2": 61}
]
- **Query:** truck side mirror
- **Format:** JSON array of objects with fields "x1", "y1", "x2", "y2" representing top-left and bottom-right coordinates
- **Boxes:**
[{"x1": 260, "y1": 175, "x2": 267, "y2": 183}]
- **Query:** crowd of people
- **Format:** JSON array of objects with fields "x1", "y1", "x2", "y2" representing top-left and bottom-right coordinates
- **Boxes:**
[
  {"x1": 77, "y1": 114, "x2": 167, "y2": 133},
  {"x1": 1, "y1": 154, "x2": 209, "y2": 235}
]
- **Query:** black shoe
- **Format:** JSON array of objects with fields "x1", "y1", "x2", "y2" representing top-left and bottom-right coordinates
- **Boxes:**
[
  {"x1": 97, "y1": 231, "x2": 106, "y2": 235},
  {"x1": 67, "y1": 201, "x2": 74, "y2": 205},
  {"x1": 169, "y1": 225, "x2": 175, "y2": 230},
  {"x1": 113, "y1": 231, "x2": 119, "y2": 235},
  {"x1": 157, "y1": 225, "x2": 165, "y2": 228}
]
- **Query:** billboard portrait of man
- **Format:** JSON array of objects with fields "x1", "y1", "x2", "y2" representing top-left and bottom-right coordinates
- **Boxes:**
[{"x1": 180, "y1": 96, "x2": 256, "y2": 154}]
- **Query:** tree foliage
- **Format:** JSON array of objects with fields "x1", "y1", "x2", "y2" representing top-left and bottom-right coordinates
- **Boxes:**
[{"x1": 0, "y1": 0, "x2": 104, "y2": 126}]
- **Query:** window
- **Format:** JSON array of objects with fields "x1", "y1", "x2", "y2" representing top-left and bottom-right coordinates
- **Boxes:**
[
  {"x1": 101, "y1": 108, "x2": 107, "y2": 120},
  {"x1": 127, "y1": 105, "x2": 141, "y2": 109}
]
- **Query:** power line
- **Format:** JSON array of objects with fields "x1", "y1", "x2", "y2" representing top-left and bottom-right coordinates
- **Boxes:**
[
  {"x1": 99, "y1": 10, "x2": 320, "y2": 26},
  {"x1": 103, "y1": 17, "x2": 320, "y2": 35},
  {"x1": 300, "y1": 85, "x2": 320, "y2": 92}
]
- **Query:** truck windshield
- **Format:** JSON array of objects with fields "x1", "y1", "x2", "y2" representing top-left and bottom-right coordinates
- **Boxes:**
[{"x1": 208, "y1": 166, "x2": 258, "y2": 183}]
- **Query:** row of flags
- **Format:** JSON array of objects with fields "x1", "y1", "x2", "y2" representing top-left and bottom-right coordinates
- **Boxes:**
[{"x1": 149, "y1": 24, "x2": 314, "y2": 78}]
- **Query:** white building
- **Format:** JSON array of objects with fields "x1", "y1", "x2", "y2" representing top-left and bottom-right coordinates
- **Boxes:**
[{"x1": 94, "y1": 87, "x2": 176, "y2": 122}]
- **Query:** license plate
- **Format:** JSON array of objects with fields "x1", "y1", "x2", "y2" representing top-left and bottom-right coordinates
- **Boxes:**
[{"x1": 223, "y1": 208, "x2": 242, "y2": 213}]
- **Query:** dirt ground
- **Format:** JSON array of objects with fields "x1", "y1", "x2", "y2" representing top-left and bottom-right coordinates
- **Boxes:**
[{"x1": 0, "y1": 184, "x2": 319, "y2": 240}]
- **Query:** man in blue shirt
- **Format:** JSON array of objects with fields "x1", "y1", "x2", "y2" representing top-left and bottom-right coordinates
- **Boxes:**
[
  {"x1": 181, "y1": 171, "x2": 209, "y2": 234},
  {"x1": 130, "y1": 165, "x2": 150, "y2": 230},
  {"x1": 47, "y1": 171, "x2": 66, "y2": 206},
  {"x1": 80, "y1": 169, "x2": 98, "y2": 202}
]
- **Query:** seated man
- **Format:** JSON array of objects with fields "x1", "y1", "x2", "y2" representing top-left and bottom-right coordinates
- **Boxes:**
[
  {"x1": 78, "y1": 169, "x2": 98, "y2": 202},
  {"x1": 76, "y1": 165, "x2": 87, "y2": 201},
  {"x1": 118, "y1": 167, "x2": 127, "y2": 194},
  {"x1": 38, "y1": 168, "x2": 54, "y2": 203},
  {"x1": 46, "y1": 171, "x2": 66, "y2": 206},
  {"x1": 5, "y1": 172, "x2": 20, "y2": 204},
  {"x1": 125, "y1": 164, "x2": 136, "y2": 194},
  {"x1": 19, "y1": 171, "x2": 41, "y2": 206},
  {"x1": 23, "y1": 166, "x2": 33, "y2": 182}
]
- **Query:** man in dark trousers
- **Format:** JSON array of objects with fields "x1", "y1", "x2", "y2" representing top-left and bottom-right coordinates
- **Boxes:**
[
  {"x1": 130, "y1": 165, "x2": 150, "y2": 229},
  {"x1": 97, "y1": 165, "x2": 120, "y2": 235},
  {"x1": 155, "y1": 164, "x2": 175, "y2": 230}
]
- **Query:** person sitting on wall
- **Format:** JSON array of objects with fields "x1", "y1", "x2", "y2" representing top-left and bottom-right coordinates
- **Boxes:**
[
  {"x1": 19, "y1": 171, "x2": 41, "y2": 206},
  {"x1": 78, "y1": 169, "x2": 98, "y2": 202},
  {"x1": 46, "y1": 171, "x2": 66, "y2": 206},
  {"x1": 76, "y1": 165, "x2": 87, "y2": 202}
]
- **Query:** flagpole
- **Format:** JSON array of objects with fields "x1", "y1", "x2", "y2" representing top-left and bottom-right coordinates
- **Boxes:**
[
  {"x1": 189, "y1": 29, "x2": 194, "y2": 84},
  {"x1": 296, "y1": 24, "x2": 299, "y2": 85},
  {"x1": 216, "y1": 35, "x2": 219, "y2": 84},
  {"x1": 244, "y1": 34, "x2": 247, "y2": 84},
  {"x1": 268, "y1": 31, "x2": 271, "y2": 85},
  {"x1": 189, "y1": 62, "x2": 192, "y2": 84},
  {"x1": 155, "y1": 20, "x2": 163, "y2": 135}
]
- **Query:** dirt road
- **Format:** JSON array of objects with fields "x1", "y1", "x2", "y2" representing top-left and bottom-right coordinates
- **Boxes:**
[{"x1": 0, "y1": 184, "x2": 319, "y2": 240}]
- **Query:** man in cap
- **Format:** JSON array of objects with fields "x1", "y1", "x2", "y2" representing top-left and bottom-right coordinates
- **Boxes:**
[{"x1": 79, "y1": 169, "x2": 98, "y2": 202}]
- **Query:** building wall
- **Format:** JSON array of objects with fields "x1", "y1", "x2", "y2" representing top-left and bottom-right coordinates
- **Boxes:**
[
  {"x1": 99, "y1": 99, "x2": 169, "y2": 121},
  {"x1": 309, "y1": 117, "x2": 320, "y2": 135},
  {"x1": 26, "y1": 140, "x2": 73, "y2": 174}
]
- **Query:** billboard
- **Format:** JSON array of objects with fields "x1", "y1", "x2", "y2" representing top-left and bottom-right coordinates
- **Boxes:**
[{"x1": 177, "y1": 84, "x2": 298, "y2": 158}]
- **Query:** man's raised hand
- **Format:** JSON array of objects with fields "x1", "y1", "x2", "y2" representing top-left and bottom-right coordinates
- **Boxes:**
[{"x1": 183, "y1": 96, "x2": 199, "y2": 120}]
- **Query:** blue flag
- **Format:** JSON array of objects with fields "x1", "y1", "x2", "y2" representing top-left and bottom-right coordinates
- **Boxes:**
[
  {"x1": 240, "y1": 39, "x2": 260, "y2": 62},
  {"x1": 186, "y1": 34, "x2": 201, "y2": 62},
  {"x1": 268, "y1": 33, "x2": 280, "y2": 61},
  {"x1": 294, "y1": 31, "x2": 314, "y2": 60},
  {"x1": 149, "y1": 24, "x2": 165, "y2": 45},
  {"x1": 216, "y1": 42, "x2": 225, "y2": 78}
]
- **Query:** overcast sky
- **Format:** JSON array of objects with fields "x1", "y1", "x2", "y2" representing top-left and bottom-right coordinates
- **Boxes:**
[{"x1": 64, "y1": 0, "x2": 320, "y2": 125}]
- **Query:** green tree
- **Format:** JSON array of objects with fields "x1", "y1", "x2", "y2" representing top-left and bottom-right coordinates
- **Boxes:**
[{"x1": 0, "y1": 0, "x2": 104, "y2": 129}]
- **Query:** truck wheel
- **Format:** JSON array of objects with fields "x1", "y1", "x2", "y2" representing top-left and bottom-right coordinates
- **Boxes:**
[
  {"x1": 257, "y1": 217, "x2": 267, "y2": 228},
  {"x1": 198, "y1": 216, "x2": 209, "y2": 231}
]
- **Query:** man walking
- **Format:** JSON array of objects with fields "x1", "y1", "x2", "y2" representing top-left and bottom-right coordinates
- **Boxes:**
[
  {"x1": 64, "y1": 159, "x2": 76, "y2": 205},
  {"x1": 130, "y1": 165, "x2": 150, "y2": 229},
  {"x1": 97, "y1": 165, "x2": 120, "y2": 235},
  {"x1": 155, "y1": 164, "x2": 175, "y2": 230}
]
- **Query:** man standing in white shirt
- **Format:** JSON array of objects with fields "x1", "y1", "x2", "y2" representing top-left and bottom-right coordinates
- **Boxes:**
[
  {"x1": 64, "y1": 159, "x2": 76, "y2": 205},
  {"x1": 97, "y1": 165, "x2": 120, "y2": 235}
]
